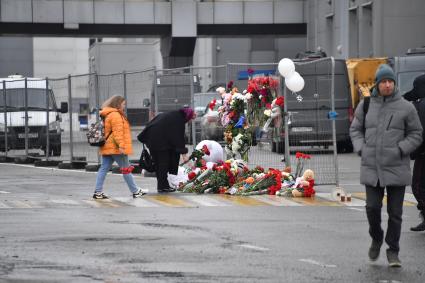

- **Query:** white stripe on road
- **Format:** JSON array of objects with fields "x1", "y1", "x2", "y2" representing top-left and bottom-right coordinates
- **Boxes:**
[
  {"x1": 114, "y1": 197, "x2": 160, "y2": 207},
  {"x1": 0, "y1": 191, "x2": 11, "y2": 194},
  {"x1": 238, "y1": 244, "x2": 270, "y2": 251},
  {"x1": 180, "y1": 195, "x2": 232, "y2": 207},
  {"x1": 298, "y1": 258, "x2": 337, "y2": 268},
  {"x1": 316, "y1": 193, "x2": 366, "y2": 207},
  {"x1": 404, "y1": 193, "x2": 417, "y2": 204},
  {"x1": 7, "y1": 200, "x2": 33, "y2": 208},
  {"x1": 250, "y1": 195, "x2": 302, "y2": 206},
  {"x1": 0, "y1": 201, "x2": 12, "y2": 208},
  {"x1": 347, "y1": 207, "x2": 364, "y2": 212},
  {"x1": 49, "y1": 199, "x2": 81, "y2": 206}
]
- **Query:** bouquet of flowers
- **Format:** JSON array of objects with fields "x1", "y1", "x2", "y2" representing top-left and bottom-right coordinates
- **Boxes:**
[
  {"x1": 181, "y1": 144, "x2": 211, "y2": 168},
  {"x1": 178, "y1": 168, "x2": 213, "y2": 193},
  {"x1": 263, "y1": 96, "x2": 284, "y2": 132},
  {"x1": 225, "y1": 168, "x2": 279, "y2": 196},
  {"x1": 244, "y1": 74, "x2": 280, "y2": 128},
  {"x1": 294, "y1": 152, "x2": 311, "y2": 178},
  {"x1": 225, "y1": 130, "x2": 251, "y2": 162}
]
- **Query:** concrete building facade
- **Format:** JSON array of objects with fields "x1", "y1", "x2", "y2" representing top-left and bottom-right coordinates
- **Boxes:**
[{"x1": 307, "y1": 0, "x2": 425, "y2": 58}]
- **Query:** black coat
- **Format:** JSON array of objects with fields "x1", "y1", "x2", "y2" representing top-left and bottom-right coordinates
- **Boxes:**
[
  {"x1": 404, "y1": 74, "x2": 425, "y2": 158},
  {"x1": 137, "y1": 111, "x2": 188, "y2": 154}
]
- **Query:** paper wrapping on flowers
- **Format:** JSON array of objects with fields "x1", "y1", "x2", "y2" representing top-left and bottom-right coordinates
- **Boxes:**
[{"x1": 167, "y1": 166, "x2": 189, "y2": 189}]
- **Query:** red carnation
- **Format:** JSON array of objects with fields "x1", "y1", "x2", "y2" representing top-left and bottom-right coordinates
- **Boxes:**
[
  {"x1": 120, "y1": 166, "x2": 134, "y2": 175},
  {"x1": 275, "y1": 96, "x2": 284, "y2": 107},
  {"x1": 209, "y1": 99, "x2": 216, "y2": 111},
  {"x1": 227, "y1": 80, "x2": 234, "y2": 89},
  {"x1": 255, "y1": 166, "x2": 264, "y2": 172},
  {"x1": 188, "y1": 171, "x2": 197, "y2": 180},
  {"x1": 269, "y1": 78, "x2": 279, "y2": 89},
  {"x1": 202, "y1": 145, "x2": 210, "y2": 156},
  {"x1": 247, "y1": 68, "x2": 255, "y2": 75}
]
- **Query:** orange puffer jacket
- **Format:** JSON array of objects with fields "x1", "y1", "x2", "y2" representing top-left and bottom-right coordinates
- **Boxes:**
[{"x1": 99, "y1": 107, "x2": 133, "y2": 156}]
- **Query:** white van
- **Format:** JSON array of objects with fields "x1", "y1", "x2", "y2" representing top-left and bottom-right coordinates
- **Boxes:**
[{"x1": 0, "y1": 75, "x2": 68, "y2": 156}]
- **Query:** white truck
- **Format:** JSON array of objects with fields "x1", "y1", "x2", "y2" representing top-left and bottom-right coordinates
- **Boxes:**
[{"x1": 0, "y1": 75, "x2": 68, "y2": 156}]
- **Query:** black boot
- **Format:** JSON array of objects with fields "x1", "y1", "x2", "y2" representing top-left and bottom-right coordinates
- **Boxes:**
[{"x1": 410, "y1": 211, "x2": 425, "y2": 232}]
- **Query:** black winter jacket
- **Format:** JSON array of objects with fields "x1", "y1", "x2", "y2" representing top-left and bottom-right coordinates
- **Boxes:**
[
  {"x1": 404, "y1": 74, "x2": 425, "y2": 158},
  {"x1": 137, "y1": 111, "x2": 188, "y2": 154}
]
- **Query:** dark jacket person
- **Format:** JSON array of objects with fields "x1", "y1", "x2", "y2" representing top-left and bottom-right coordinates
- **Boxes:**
[
  {"x1": 350, "y1": 64, "x2": 422, "y2": 267},
  {"x1": 403, "y1": 73, "x2": 425, "y2": 231},
  {"x1": 137, "y1": 107, "x2": 195, "y2": 193}
]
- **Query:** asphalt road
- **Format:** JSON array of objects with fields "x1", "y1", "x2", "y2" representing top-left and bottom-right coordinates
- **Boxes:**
[{"x1": 0, "y1": 154, "x2": 424, "y2": 283}]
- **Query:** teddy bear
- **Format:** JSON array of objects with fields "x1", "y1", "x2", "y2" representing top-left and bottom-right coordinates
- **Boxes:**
[{"x1": 291, "y1": 169, "x2": 315, "y2": 197}]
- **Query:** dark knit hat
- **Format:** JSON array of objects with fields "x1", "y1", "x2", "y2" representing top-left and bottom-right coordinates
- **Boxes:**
[
  {"x1": 375, "y1": 64, "x2": 396, "y2": 85},
  {"x1": 180, "y1": 107, "x2": 195, "y2": 122},
  {"x1": 371, "y1": 64, "x2": 396, "y2": 96}
]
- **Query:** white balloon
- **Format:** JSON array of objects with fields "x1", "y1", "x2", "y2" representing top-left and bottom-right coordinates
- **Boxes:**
[
  {"x1": 278, "y1": 58, "x2": 295, "y2": 78},
  {"x1": 195, "y1": 140, "x2": 224, "y2": 163},
  {"x1": 285, "y1": 72, "x2": 305, "y2": 92}
]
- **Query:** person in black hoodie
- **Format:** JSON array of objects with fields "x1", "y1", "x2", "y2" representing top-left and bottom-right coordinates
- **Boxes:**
[
  {"x1": 404, "y1": 74, "x2": 425, "y2": 231},
  {"x1": 137, "y1": 107, "x2": 195, "y2": 193}
]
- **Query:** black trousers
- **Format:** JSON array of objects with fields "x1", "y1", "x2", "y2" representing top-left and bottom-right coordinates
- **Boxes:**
[
  {"x1": 365, "y1": 184, "x2": 405, "y2": 252},
  {"x1": 412, "y1": 155, "x2": 425, "y2": 213},
  {"x1": 151, "y1": 150, "x2": 179, "y2": 191}
]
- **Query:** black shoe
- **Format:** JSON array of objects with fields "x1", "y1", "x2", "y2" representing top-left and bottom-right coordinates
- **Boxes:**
[
  {"x1": 133, "y1": 188, "x2": 148, "y2": 198},
  {"x1": 410, "y1": 221, "x2": 425, "y2": 231},
  {"x1": 386, "y1": 250, "x2": 402, "y2": 267},
  {"x1": 93, "y1": 192, "x2": 109, "y2": 199},
  {"x1": 368, "y1": 240, "x2": 382, "y2": 262},
  {"x1": 158, "y1": 187, "x2": 176, "y2": 193}
]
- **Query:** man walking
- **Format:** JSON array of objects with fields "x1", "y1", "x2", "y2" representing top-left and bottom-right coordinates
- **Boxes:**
[
  {"x1": 403, "y1": 74, "x2": 425, "y2": 231},
  {"x1": 350, "y1": 64, "x2": 423, "y2": 267}
]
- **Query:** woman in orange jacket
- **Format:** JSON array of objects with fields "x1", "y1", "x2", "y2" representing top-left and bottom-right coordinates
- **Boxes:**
[{"x1": 93, "y1": 95, "x2": 146, "y2": 199}]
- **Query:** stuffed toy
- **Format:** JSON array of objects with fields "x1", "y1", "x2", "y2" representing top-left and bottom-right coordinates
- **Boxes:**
[
  {"x1": 195, "y1": 140, "x2": 224, "y2": 163},
  {"x1": 291, "y1": 169, "x2": 315, "y2": 197}
]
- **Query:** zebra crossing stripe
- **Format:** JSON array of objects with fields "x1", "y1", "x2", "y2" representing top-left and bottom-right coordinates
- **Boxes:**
[
  {"x1": 352, "y1": 192, "x2": 416, "y2": 207},
  {"x1": 83, "y1": 199, "x2": 122, "y2": 208},
  {"x1": 146, "y1": 195, "x2": 195, "y2": 207},
  {"x1": 50, "y1": 199, "x2": 81, "y2": 206},
  {"x1": 114, "y1": 197, "x2": 160, "y2": 207},
  {"x1": 0, "y1": 201, "x2": 12, "y2": 208},
  {"x1": 6, "y1": 200, "x2": 33, "y2": 208},
  {"x1": 316, "y1": 193, "x2": 366, "y2": 207},
  {"x1": 404, "y1": 193, "x2": 418, "y2": 204},
  {"x1": 288, "y1": 195, "x2": 343, "y2": 206},
  {"x1": 180, "y1": 195, "x2": 232, "y2": 207},
  {"x1": 250, "y1": 195, "x2": 302, "y2": 206},
  {"x1": 214, "y1": 195, "x2": 269, "y2": 206}
]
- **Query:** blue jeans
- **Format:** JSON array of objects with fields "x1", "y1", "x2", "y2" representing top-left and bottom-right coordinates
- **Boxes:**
[{"x1": 95, "y1": 155, "x2": 138, "y2": 194}]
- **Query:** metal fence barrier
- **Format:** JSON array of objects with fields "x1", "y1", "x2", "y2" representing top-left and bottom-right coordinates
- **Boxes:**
[{"x1": 0, "y1": 61, "x2": 340, "y2": 186}]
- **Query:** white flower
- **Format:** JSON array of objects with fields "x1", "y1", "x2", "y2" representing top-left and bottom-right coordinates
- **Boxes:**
[
  {"x1": 245, "y1": 92, "x2": 252, "y2": 100},
  {"x1": 243, "y1": 89, "x2": 247, "y2": 94},
  {"x1": 216, "y1": 87, "x2": 225, "y2": 94},
  {"x1": 264, "y1": 109, "x2": 272, "y2": 117},
  {"x1": 259, "y1": 95, "x2": 263, "y2": 99},
  {"x1": 233, "y1": 93, "x2": 244, "y2": 101}
]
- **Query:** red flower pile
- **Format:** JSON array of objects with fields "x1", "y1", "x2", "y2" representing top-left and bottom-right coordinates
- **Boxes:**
[
  {"x1": 267, "y1": 168, "x2": 282, "y2": 195},
  {"x1": 120, "y1": 165, "x2": 135, "y2": 175},
  {"x1": 209, "y1": 99, "x2": 217, "y2": 111}
]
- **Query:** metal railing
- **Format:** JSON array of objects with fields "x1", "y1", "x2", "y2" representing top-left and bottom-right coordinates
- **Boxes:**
[{"x1": 0, "y1": 61, "x2": 341, "y2": 185}]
